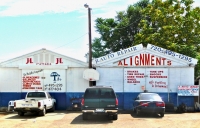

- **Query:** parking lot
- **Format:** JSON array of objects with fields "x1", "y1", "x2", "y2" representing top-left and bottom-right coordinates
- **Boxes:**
[{"x1": 0, "y1": 110, "x2": 200, "y2": 128}]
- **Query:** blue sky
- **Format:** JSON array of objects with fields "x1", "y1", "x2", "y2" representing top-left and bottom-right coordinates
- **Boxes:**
[{"x1": 0, "y1": 0, "x2": 200, "y2": 63}]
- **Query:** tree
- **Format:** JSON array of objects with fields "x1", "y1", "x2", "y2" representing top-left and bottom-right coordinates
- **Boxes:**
[
  {"x1": 92, "y1": 0, "x2": 150, "y2": 56},
  {"x1": 92, "y1": 38, "x2": 109, "y2": 58},
  {"x1": 134, "y1": 0, "x2": 200, "y2": 77},
  {"x1": 92, "y1": 0, "x2": 200, "y2": 78}
]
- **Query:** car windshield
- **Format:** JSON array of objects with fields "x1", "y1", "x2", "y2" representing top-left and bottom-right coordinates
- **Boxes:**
[
  {"x1": 27, "y1": 92, "x2": 46, "y2": 98},
  {"x1": 84, "y1": 88, "x2": 115, "y2": 98},
  {"x1": 140, "y1": 94, "x2": 162, "y2": 101}
]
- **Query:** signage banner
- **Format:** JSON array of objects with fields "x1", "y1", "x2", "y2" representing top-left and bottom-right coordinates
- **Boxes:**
[
  {"x1": 22, "y1": 69, "x2": 66, "y2": 92},
  {"x1": 147, "y1": 44, "x2": 198, "y2": 64},
  {"x1": 22, "y1": 69, "x2": 44, "y2": 92},
  {"x1": 124, "y1": 68, "x2": 168, "y2": 92},
  {"x1": 178, "y1": 85, "x2": 199, "y2": 96}
]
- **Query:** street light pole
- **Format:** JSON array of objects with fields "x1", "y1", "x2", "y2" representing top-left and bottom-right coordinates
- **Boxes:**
[{"x1": 84, "y1": 4, "x2": 93, "y2": 86}]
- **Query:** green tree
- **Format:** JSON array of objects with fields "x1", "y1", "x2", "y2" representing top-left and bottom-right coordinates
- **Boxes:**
[
  {"x1": 92, "y1": 0, "x2": 150, "y2": 55},
  {"x1": 134, "y1": 0, "x2": 200, "y2": 77},
  {"x1": 92, "y1": 0, "x2": 200, "y2": 78}
]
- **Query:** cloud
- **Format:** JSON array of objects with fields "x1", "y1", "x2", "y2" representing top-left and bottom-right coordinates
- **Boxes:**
[{"x1": 0, "y1": 0, "x2": 126, "y2": 17}]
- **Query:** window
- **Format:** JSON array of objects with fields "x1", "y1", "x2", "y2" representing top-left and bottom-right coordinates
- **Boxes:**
[{"x1": 27, "y1": 92, "x2": 46, "y2": 98}]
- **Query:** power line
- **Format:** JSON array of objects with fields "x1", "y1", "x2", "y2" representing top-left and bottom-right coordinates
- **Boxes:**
[{"x1": 52, "y1": 33, "x2": 88, "y2": 50}]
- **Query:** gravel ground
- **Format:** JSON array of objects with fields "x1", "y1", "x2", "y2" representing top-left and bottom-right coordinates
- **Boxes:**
[{"x1": 0, "y1": 111, "x2": 200, "y2": 128}]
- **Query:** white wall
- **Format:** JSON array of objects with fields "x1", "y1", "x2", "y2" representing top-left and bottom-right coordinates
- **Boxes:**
[
  {"x1": 96, "y1": 67, "x2": 195, "y2": 93},
  {"x1": 168, "y1": 67, "x2": 194, "y2": 92},
  {"x1": 0, "y1": 68, "x2": 21, "y2": 92},
  {"x1": 66, "y1": 67, "x2": 89, "y2": 92},
  {"x1": 96, "y1": 68, "x2": 124, "y2": 92}
]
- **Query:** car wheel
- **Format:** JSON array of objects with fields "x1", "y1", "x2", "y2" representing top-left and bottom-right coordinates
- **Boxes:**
[
  {"x1": 82, "y1": 113, "x2": 88, "y2": 120},
  {"x1": 160, "y1": 112, "x2": 164, "y2": 117},
  {"x1": 40, "y1": 107, "x2": 46, "y2": 116},
  {"x1": 49, "y1": 104, "x2": 55, "y2": 112},
  {"x1": 113, "y1": 114, "x2": 118, "y2": 120},
  {"x1": 18, "y1": 112, "x2": 24, "y2": 116},
  {"x1": 133, "y1": 108, "x2": 136, "y2": 113},
  {"x1": 136, "y1": 108, "x2": 140, "y2": 116}
]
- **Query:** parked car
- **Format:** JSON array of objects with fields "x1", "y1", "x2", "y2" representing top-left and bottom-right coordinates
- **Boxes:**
[
  {"x1": 133, "y1": 92, "x2": 165, "y2": 117},
  {"x1": 81, "y1": 86, "x2": 118, "y2": 120},
  {"x1": 14, "y1": 91, "x2": 56, "y2": 116}
]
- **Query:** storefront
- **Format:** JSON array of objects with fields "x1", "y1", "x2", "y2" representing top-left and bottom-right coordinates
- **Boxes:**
[
  {"x1": 0, "y1": 48, "x2": 89, "y2": 110},
  {"x1": 93, "y1": 43, "x2": 198, "y2": 110},
  {"x1": 0, "y1": 44, "x2": 199, "y2": 111}
]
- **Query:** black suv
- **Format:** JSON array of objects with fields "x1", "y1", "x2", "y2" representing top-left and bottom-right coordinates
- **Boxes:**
[{"x1": 81, "y1": 86, "x2": 118, "y2": 120}]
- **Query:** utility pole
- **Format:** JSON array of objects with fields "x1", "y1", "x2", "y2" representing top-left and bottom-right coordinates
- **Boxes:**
[{"x1": 84, "y1": 4, "x2": 93, "y2": 86}]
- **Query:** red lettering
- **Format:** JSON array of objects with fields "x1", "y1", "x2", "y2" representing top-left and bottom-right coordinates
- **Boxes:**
[
  {"x1": 56, "y1": 58, "x2": 63, "y2": 64},
  {"x1": 26, "y1": 58, "x2": 33, "y2": 64},
  {"x1": 124, "y1": 59, "x2": 128, "y2": 66},
  {"x1": 162, "y1": 58, "x2": 166, "y2": 65},
  {"x1": 156, "y1": 58, "x2": 161, "y2": 65},
  {"x1": 167, "y1": 60, "x2": 171, "y2": 66},
  {"x1": 151, "y1": 55, "x2": 154, "y2": 65},
  {"x1": 135, "y1": 56, "x2": 139, "y2": 66},
  {"x1": 140, "y1": 54, "x2": 145, "y2": 65},
  {"x1": 130, "y1": 56, "x2": 132, "y2": 66},
  {"x1": 145, "y1": 54, "x2": 150, "y2": 65},
  {"x1": 118, "y1": 61, "x2": 123, "y2": 66}
]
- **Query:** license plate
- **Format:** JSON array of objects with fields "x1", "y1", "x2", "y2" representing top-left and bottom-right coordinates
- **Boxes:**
[
  {"x1": 25, "y1": 108, "x2": 30, "y2": 110},
  {"x1": 96, "y1": 109, "x2": 104, "y2": 112},
  {"x1": 22, "y1": 104, "x2": 33, "y2": 107}
]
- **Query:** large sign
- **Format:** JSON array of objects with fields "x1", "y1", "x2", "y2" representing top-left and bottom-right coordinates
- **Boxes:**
[
  {"x1": 147, "y1": 44, "x2": 198, "y2": 64},
  {"x1": 92, "y1": 44, "x2": 143, "y2": 65},
  {"x1": 117, "y1": 53, "x2": 172, "y2": 66},
  {"x1": 22, "y1": 69, "x2": 43, "y2": 91},
  {"x1": 22, "y1": 69, "x2": 66, "y2": 92},
  {"x1": 124, "y1": 68, "x2": 168, "y2": 92},
  {"x1": 25, "y1": 57, "x2": 64, "y2": 65},
  {"x1": 178, "y1": 85, "x2": 199, "y2": 96},
  {"x1": 146, "y1": 68, "x2": 168, "y2": 92},
  {"x1": 43, "y1": 70, "x2": 65, "y2": 92}
]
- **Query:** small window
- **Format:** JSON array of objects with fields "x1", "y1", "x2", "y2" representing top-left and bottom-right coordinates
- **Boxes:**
[
  {"x1": 84, "y1": 89, "x2": 99, "y2": 98},
  {"x1": 27, "y1": 92, "x2": 46, "y2": 98},
  {"x1": 99, "y1": 88, "x2": 115, "y2": 98}
]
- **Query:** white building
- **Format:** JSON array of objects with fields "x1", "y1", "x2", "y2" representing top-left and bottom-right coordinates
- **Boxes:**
[
  {"x1": 0, "y1": 44, "x2": 199, "y2": 111},
  {"x1": 93, "y1": 43, "x2": 198, "y2": 110},
  {"x1": 0, "y1": 48, "x2": 89, "y2": 110}
]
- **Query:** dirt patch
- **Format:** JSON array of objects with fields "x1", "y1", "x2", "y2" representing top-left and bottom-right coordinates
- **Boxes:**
[{"x1": 0, "y1": 112, "x2": 9, "y2": 118}]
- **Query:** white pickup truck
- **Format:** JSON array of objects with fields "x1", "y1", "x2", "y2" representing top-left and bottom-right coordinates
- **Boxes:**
[{"x1": 14, "y1": 91, "x2": 56, "y2": 116}]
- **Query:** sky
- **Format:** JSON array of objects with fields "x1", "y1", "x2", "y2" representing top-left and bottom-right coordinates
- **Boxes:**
[{"x1": 0, "y1": 0, "x2": 200, "y2": 63}]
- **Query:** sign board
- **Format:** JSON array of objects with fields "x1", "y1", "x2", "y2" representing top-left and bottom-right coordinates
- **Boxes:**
[
  {"x1": 147, "y1": 44, "x2": 198, "y2": 64},
  {"x1": 93, "y1": 44, "x2": 143, "y2": 65},
  {"x1": 178, "y1": 85, "x2": 199, "y2": 96},
  {"x1": 22, "y1": 69, "x2": 66, "y2": 92},
  {"x1": 124, "y1": 68, "x2": 168, "y2": 92}
]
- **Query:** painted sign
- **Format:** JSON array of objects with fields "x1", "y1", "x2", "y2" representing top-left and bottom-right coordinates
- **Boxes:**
[
  {"x1": 147, "y1": 44, "x2": 198, "y2": 64},
  {"x1": 124, "y1": 68, "x2": 145, "y2": 92},
  {"x1": 22, "y1": 69, "x2": 43, "y2": 91},
  {"x1": 178, "y1": 85, "x2": 199, "y2": 96},
  {"x1": 92, "y1": 44, "x2": 143, "y2": 65},
  {"x1": 117, "y1": 53, "x2": 172, "y2": 66},
  {"x1": 22, "y1": 69, "x2": 65, "y2": 92},
  {"x1": 25, "y1": 58, "x2": 64, "y2": 65},
  {"x1": 146, "y1": 68, "x2": 168, "y2": 92},
  {"x1": 43, "y1": 70, "x2": 65, "y2": 92},
  {"x1": 124, "y1": 68, "x2": 168, "y2": 92}
]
